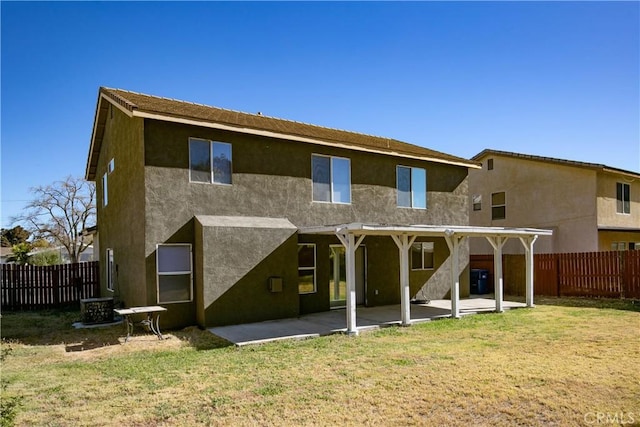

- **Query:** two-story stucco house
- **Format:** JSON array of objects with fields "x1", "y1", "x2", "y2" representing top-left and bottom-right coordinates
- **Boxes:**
[
  {"x1": 86, "y1": 88, "x2": 550, "y2": 331},
  {"x1": 469, "y1": 149, "x2": 640, "y2": 255}
]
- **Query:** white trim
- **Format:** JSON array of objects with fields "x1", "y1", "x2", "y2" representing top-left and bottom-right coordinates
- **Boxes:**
[
  {"x1": 301, "y1": 223, "x2": 553, "y2": 239},
  {"x1": 133, "y1": 110, "x2": 480, "y2": 169},
  {"x1": 103, "y1": 92, "x2": 135, "y2": 117},
  {"x1": 156, "y1": 243, "x2": 193, "y2": 304}
]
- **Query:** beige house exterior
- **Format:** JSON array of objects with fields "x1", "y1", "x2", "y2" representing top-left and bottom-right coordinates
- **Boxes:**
[{"x1": 469, "y1": 149, "x2": 640, "y2": 254}]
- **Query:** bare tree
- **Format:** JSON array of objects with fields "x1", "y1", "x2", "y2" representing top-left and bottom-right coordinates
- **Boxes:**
[{"x1": 13, "y1": 176, "x2": 96, "y2": 264}]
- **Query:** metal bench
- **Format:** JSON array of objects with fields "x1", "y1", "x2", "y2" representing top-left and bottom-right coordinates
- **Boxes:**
[{"x1": 114, "y1": 306, "x2": 167, "y2": 342}]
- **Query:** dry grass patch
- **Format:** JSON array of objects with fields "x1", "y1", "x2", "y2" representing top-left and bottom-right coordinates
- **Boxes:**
[{"x1": 2, "y1": 298, "x2": 639, "y2": 426}]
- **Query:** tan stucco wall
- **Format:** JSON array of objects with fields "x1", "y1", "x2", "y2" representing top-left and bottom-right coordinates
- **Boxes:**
[
  {"x1": 95, "y1": 112, "x2": 472, "y2": 328},
  {"x1": 469, "y1": 154, "x2": 598, "y2": 253},
  {"x1": 95, "y1": 105, "x2": 146, "y2": 307},
  {"x1": 140, "y1": 119, "x2": 470, "y2": 326},
  {"x1": 596, "y1": 171, "x2": 640, "y2": 240}
]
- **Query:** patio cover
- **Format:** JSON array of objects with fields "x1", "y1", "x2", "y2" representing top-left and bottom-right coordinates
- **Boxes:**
[{"x1": 299, "y1": 223, "x2": 553, "y2": 335}]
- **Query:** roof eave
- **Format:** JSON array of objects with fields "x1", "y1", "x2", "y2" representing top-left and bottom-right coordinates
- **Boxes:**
[
  {"x1": 85, "y1": 90, "x2": 135, "y2": 181},
  {"x1": 133, "y1": 110, "x2": 480, "y2": 169}
]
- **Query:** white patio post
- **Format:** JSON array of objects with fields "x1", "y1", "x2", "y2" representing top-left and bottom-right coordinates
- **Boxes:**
[
  {"x1": 519, "y1": 235, "x2": 538, "y2": 307},
  {"x1": 445, "y1": 232, "x2": 465, "y2": 319},
  {"x1": 486, "y1": 236, "x2": 507, "y2": 313},
  {"x1": 391, "y1": 234, "x2": 417, "y2": 327},
  {"x1": 336, "y1": 231, "x2": 365, "y2": 335}
]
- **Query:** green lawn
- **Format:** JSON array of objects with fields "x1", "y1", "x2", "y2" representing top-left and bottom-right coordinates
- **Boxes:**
[{"x1": 1, "y1": 298, "x2": 639, "y2": 426}]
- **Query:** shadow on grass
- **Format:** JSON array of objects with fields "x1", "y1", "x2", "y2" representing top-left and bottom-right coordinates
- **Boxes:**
[
  {"x1": 172, "y1": 327, "x2": 233, "y2": 350},
  {"x1": 526, "y1": 296, "x2": 640, "y2": 313},
  {"x1": 1, "y1": 308, "x2": 232, "y2": 351}
]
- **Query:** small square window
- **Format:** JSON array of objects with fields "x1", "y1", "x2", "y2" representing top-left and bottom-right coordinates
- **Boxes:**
[
  {"x1": 472, "y1": 194, "x2": 482, "y2": 211},
  {"x1": 411, "y1": 242, "x2": 434, "y2": 270}
]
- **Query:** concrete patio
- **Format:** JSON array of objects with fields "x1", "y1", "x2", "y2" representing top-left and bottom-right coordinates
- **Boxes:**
[{"x1": 209, "y1": 297, "x2": 527, "y2": 346}]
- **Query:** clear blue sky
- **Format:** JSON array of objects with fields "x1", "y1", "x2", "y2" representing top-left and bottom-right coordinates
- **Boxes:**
[{"x1": 2, "y1": 1, "x2": 639, "y2": 228}]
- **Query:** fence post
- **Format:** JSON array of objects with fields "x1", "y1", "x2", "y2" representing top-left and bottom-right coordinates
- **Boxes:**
[
  {"x1": 53, "y1": 266, "x2": 60, "y2": 307},
  {"x1": 555, "y1": 254, "x2": 560, "y2": 297}
]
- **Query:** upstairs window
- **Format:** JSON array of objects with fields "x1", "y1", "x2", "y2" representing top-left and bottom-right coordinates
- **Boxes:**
[
  {"x1": 491, "y1": 192, "x2": 506, "y2": 220},
  {"x1": 312, "y1": 154, "x2": 351, "y2": 203},
  {"x1": 189, "y1": 138, "x2": 232, "y2": 185},
  {"x1": 472, "y1": 194, "x2": 482, "y2": 211},
  {"x1": 616, "y1": 182, "x2": 630, "y2": 214},
  {"x1": 487, "y1": 159, "x2": 494, "y2": 170},
  {"x1": 102, "y1": 158, "x2": 114, "y2": 207},
  {"x1": 156, "y1": 244, "x2": 193, "y2": 304},
  {"x1": 397, "y1": 166, "x2": 427, "y2": 209}
]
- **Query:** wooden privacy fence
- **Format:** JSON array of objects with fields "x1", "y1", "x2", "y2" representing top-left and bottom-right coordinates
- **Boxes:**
[
  {"x1": 471, "y1": 251, "x2": 640, "y2": 299},
  {"x1": 1, "y1": 262, "x2": 100, "y2": 310}
]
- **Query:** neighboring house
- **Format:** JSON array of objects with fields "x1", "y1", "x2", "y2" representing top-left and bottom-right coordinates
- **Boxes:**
[
  {"x1": 28, "y1": 245, "x2": 95, "y2": 264},
  {"x1": 469, "y1": 149, "x2": 640, "y2": 254},
  {"x1": 86, "y1": 88, "x2": 547, "y2": 330},
  {"x1": 0, "y1": 247, "x2": 13, "y2": 264}
]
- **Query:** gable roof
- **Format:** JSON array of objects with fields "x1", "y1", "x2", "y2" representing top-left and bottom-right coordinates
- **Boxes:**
[
  {"x1": 473, "y1": 149, "x2": 640, "y2": 179},
  {"x1": 86, "y1": 87, "x2": 479, "y2": 179}
]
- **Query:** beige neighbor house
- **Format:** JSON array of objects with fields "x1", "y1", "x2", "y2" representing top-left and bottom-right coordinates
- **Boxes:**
[{"x1": 469, "y1": 149, "x2": 640, "y2": 255}]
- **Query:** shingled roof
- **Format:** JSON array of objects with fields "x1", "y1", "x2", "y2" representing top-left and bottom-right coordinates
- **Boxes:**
[
  {"x1": 86, "y1": 87, "x2": 479, "y2": 179},
  {"x1": 473, "y1": 149, "x2": 640, "y2": 178}
]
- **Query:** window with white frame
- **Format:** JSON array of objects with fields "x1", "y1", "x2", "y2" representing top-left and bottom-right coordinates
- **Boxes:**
[
  {"x1": 298, "y1": 244, "x2": 316, "y2": 294},
  {"x1": 616, "y1": 182, "x2": 630, "y2": 214},
  {"x1": 189, "y1": 138, "x2": 232, "y2": 184},
  {"x1": 472, "y1": 194, "x2": 482, "y2": 211},
  {"x1": 156, "y1": 244, "x2": 193, "y2": 303},
  {"x1": 397, "y1": 166, "x2": 427, "y2": 209},
  {"x1": 491, "y1": 191, "x2": 506, "y2": 220},
  {"x1": 102, "y1": 158, "x2": 114, "y2": 207},
  {"x1": 102, "y1": 173, "x2": 108, "y2": 207},
  {"x1": 106, "y1": 248, "x2": 114, "y2": 292},
  {"x1": 411, "y1": 242, "x2": 434, "y2": 270},
  {"x1": 312, "y1": 155, "x2": 351, "y2": 203}
]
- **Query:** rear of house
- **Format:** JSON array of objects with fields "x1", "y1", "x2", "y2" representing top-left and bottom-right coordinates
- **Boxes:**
[{"x1": 86, "y1": 87, "x2": 479, "y2": 329}]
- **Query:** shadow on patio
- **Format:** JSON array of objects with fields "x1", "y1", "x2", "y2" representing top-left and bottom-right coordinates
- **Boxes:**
[{"x1": 209, "y1": 297, "x2": 527, "y2": 346}]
